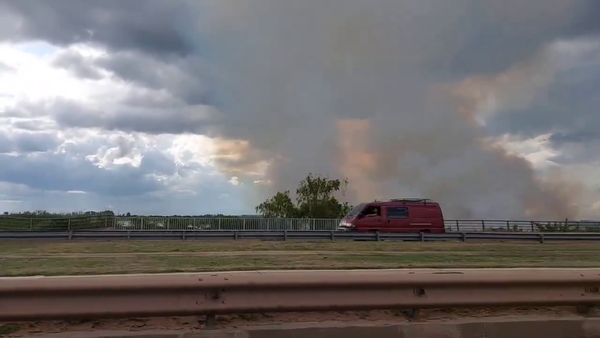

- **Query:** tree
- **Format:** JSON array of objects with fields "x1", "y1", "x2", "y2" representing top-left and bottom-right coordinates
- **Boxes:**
[{"x1": 255, "y1": 173, "x2": 353, "y2": 219}]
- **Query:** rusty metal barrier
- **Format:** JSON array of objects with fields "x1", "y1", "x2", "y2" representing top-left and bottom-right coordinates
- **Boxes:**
[{"x1": 1, "y1": 269, "x2": 600, "y2": 322}]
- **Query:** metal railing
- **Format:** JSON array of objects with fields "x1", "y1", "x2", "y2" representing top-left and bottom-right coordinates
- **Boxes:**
[
  {"x1": 1, "y1": 269, "x2": 600, "y2": 322},
  {"x1": 3, "y1": 230, "x2": 600, "y2": 242},
  {"x1": 0, "y1": 216, "x2": 598, "y2": 232}
]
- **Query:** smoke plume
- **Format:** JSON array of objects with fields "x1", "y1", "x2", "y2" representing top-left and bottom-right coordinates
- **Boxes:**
[{"x1": 196, "y1": 0, "x2": 599, "y2": 219}]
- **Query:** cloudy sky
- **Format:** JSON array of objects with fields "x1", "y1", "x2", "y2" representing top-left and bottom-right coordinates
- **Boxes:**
[{"x1": 0, "y1": 0, "x2": 599, "y2": 219}]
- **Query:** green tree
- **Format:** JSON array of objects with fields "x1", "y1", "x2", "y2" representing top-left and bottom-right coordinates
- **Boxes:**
[{"x1": 256, "y1": 173, "x2": 353, "y2": 219}]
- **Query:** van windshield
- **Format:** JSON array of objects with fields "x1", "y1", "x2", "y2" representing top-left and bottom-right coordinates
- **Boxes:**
[{"x1": 346, "y1": 203, "x2": 366, "y2": 217}]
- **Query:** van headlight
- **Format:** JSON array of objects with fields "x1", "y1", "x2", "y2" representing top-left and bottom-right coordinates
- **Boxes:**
[{"x1": 339, "y1": 220, "x2": 353, "y2": 227}]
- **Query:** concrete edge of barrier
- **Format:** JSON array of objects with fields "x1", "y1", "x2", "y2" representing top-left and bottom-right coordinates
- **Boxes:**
[{"x1": 13, "y1": 316, "x2": 600, "y2": 338}]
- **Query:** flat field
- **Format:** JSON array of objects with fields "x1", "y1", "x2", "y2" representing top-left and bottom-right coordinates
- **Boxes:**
[{"x1": 1, "y1": 240, "x2": 600, "y2": 276}]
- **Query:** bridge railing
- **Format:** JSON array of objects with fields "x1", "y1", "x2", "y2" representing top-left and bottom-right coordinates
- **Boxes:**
[{"x1": 0, "y1": 216, "x2": 598, "y2": 232}]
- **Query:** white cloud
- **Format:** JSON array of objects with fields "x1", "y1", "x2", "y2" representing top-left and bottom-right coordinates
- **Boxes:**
[
  {"x1": 491, "y1": 133, "x2": 560, "y2": 169},
  {"x1": 0, "y1": 41, "x2": 257, "y2": 215}
]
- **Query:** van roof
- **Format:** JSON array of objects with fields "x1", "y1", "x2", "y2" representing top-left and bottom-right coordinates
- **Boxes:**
[{"x1": 367, "y1": 198, "x2": 440, "y2": 206}]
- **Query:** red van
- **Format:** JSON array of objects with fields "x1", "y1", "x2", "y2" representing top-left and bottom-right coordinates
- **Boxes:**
[{"x1": 337, "y1": 199, "x2": 445, "y2": 233}]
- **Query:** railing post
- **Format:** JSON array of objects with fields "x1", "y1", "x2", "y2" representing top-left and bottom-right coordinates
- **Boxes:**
[
  {"x1": 218, "y1": 218, "x2": 222, "y2": 230},
  {"x1": 506, "y1": 220, "x2": 510, "y2": 232},
  {"x1": 481, "y1": 220, "x2": 485, "y2": 232},
  {"x1": 29, "y1": 218, "x2": 33, "y2": 231},
  {"x1": 243, "y1": 219, "x2": 246, "y2": 230},
  {"x1": 104, "y1": 215, "x2": 108, "y2": 229},
  {"x1": 455, "y1": 220, "x2": 460, "y2": 232},
  {"x1": 68, "y1": 218, "x2": 71, "y2": 231},
  {"x1": 531, "y1": 221, "x2": 535, "y2": 232}
]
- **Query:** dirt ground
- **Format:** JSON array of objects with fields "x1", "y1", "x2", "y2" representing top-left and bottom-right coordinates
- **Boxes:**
[{"x1": 0, "y1": 307, "x2": 583, "y2": 336}]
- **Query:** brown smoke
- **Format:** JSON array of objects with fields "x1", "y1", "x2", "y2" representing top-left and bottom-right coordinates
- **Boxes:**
[{"x1": 199, "y1": 0, "x2": 595, "y2": 219}]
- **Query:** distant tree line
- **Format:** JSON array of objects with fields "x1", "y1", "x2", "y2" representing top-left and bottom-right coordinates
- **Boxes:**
[{"x1": 0, "y1": 211, "x2": 260, "y2": 218}]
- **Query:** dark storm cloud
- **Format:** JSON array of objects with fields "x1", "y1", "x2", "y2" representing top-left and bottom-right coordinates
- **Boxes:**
[
  {"x1": 15, "y1": 97, "x2": 215, "y2": 135},
  {"x1": 550, "y1": 132, "x2": 600, "y2": 145},
  {"x1": 484, "y1": 54, "x2": 600, "y2": 141},
  {"x1": 0, "y1": 131, "x2": 60, "y2": 153},
  {"x1": 51, "y1": 50, "x2": 103, "y2": 80},
  {"x1": 0, "y1": 0, "x2": 195, "y2": 56},
  {"x1": 94, "y1": 52, "x2": 211, "y2": 106},
  {"x1": 0, "y1": 151, "x2": 161, "y2": 196}
]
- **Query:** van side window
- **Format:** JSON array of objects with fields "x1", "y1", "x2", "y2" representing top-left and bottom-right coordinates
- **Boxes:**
[
  {"x1": 386, "y1": 207, "x2": 408, "y2": 219},
  {"x1": 365, "y1": 206, "x2": 381, "y2": 216}
]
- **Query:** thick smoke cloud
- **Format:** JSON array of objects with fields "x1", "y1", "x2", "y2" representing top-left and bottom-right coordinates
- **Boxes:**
[
  {"x1": 2, "y1": 0, "x2": 600, "y2": 218},
  {"x1": 195, "y1": 0, "x2": 599, "y2": 218}
]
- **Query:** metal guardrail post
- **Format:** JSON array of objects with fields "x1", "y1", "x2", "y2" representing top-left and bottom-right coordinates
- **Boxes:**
[
  {"x1": 29, "y1": 218, "x2": 33, "y2": 231},
  {"x1": 539, "y1": 233, "x2": 545, "y2": 244},
  {"x1": 481, "y1": 220, "x2": 486, "y2": 231},
  {"x1": 456, "y1": 220, "x2": 460, "y2": 232},
  {"x1": 461, "y1": 233, "x2": 467, "y2": 242}
]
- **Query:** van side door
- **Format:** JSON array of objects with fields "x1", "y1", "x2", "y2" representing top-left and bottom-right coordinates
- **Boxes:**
[
  {"x1": 357, "y1": 205, "x2": 384, "y2": 232},
  {"x1": 384, "y1": 206, "x2": 410, "y2": 232}
]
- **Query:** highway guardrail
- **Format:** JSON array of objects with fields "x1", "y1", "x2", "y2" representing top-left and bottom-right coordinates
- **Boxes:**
[
  {"x1": 1, "y1": 216, "x2": 598, "y2": 232},
  {"x1": 2, "y1": 230, "x2": 600, "y2": 242},
  {"x1": 1, "y1": 269, "x2": 600, "y2": 323}
]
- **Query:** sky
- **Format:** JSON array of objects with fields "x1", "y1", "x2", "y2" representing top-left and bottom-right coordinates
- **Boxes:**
[{"x1": 0, "y1": 0, "x2": 599, "y2": 219}]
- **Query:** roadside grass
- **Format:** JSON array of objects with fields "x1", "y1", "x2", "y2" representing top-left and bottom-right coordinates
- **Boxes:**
[
  {"x1": 2, "y1": 240, "x2": 600, "y2": 255},
  {"x1": 1, "y1": 246, "x2": 600, "y2": 276}
]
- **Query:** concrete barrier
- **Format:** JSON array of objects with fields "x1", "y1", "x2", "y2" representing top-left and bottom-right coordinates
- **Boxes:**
[{"x1": 12, "y1": 317, "x2": 600, "y2": 338}]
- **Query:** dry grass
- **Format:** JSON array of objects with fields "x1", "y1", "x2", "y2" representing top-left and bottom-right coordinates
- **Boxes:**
[
  {"x1": 2, "y1": 240, "x2": 600, "y2": 255},
  {"x1": 1, "y1": 240, "x2": 600, "y2": 276}
]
